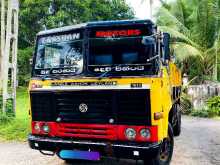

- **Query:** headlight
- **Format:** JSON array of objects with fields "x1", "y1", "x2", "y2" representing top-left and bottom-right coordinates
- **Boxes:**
[
  {"x1": 42, "y1": 124, "x2": 50, "y2": 134},
  {"x1": 125, "y1": 128, "x2": 136, "y2": 140},
  {"x1": 140, "y1": 129, "x2": 151, "y2": 139},
  {"x1": 34, "y1": 123, "x2": 41, "y2": 133}
]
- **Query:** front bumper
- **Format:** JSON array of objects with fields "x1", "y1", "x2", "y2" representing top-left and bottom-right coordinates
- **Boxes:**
[{"x1": 28, "y1": 134, "x2": 161, "y2": 160}]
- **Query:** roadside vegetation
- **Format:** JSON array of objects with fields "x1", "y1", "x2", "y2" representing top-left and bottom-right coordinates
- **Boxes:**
[
  {"x1": 181, "y1": 95, "x2": 220, "y2": 118},
  {"x1": 0, "y1": 88, "x2": 30, "y2": 141},
  {"x1": 156, "y1": 0, "x2": 220, "y2": 83},
  {"x1": 155, "y1": 0, "x2": 220, "y2": 117}
]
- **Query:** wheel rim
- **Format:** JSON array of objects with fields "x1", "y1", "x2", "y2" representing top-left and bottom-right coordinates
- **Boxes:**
[{"x1": 159, "y1": 135, "x2": 173, "y2": 162}]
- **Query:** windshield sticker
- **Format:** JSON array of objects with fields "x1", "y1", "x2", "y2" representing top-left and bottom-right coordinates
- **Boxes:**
[
  {"x1": 39, "y1": 33, "x2": 81, "y2": 44},
  {"x1": 51, "y1": 81, "x2": 117, "y2": 86},
  {"x1": 39, "y1": 68, "x2": 78, "y2": 75},
  {"x1": 93, "y1": 65, "x2": 145, "y2": 73}
]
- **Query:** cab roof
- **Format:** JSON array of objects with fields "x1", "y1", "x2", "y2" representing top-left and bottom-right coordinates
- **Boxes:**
[{"x1": 37, "y1": 19, "x2": 154, "y2": 36}]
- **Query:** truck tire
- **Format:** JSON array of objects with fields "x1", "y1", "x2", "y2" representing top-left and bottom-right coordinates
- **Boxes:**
[
  {"x1": 173, "y1": 104, "x2": 181, "y2": 136},
  {"x1": 144, "y1": 124, "x2": 174, "y2": 165}
]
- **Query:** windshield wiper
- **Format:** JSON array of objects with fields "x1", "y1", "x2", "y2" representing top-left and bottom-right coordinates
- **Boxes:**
[
  {"x1": 98, "y1": 69, "x2": 112, "y2": 80},
  {"x1": 98, "y1": 64, "x2": 122, "y2": 80},
  {"x1": 146, "y1": 54, "x2": 160, "y2": 62},
  {"x1": 42, "y1": 74, "x2": 61, "y2": 81}
]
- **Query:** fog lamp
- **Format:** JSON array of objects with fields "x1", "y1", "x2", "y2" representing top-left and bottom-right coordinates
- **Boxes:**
[
  {"x1": 140, "y1": 129, "x2": 151, "y2": 139},
  {"x1": 125, "y1": 128, "x2": 136, "y2": 140}
]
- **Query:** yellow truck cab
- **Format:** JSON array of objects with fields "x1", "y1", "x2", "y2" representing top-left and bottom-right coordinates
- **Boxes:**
[{"x1": 28, "y1": 19, "x2": 182, "y2": 165}]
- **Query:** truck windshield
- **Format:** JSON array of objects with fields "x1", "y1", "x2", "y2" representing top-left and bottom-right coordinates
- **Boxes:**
[
  {"x1": 33, "y1": 33, "x2": 83, "y2": 76},
  {"x1": 88, "y1": 36, "x2": 156, "y2": 75}
]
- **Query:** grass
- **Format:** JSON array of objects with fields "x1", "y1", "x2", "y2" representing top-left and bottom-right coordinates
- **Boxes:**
[{"x1": 0, "y1": 87, "x2": 30, "y2": 141}]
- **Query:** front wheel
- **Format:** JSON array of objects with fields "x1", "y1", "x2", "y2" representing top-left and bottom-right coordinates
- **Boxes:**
[
  {"x1": 173, "y1": 104, "x2": 181, "y2": 136},
  {"x1": 144, "y1": 124, "x2": 174, "y2": 165}
]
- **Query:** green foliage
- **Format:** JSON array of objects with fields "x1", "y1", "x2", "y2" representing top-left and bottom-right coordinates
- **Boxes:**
[
  {"x1": 17, "y1": 47, "x2": 34, "y2": 86},
  {"x1": 156, "y1": 0, "x2": 220, "y2": 83},
  {"x1": 0, "y1": 118, "x2": 30, "y2": 141},
  {"x1": 218, "y1": 64, "x2": 220, "y2": 81},
  {"x1": 180, "y1": 92, "x2": 192, "y2": 114},
  {"x1": 207, "y1": 96, "x2": 220, "y2": 109},
  {"x1": 0, "y1": 98, "x2": 14, "y2": 125},
  {"x1": 19, "y1": 0, "x2": 134, "y2": 48},
  {"x1": 0, "y1": 113, "x2": 13, "y2": 125},
  {"x1": 190, "y1": 108, "x2": 220, "y2": 118},
  {"x1": 0, "y1": 88, "x2": 30, "y2": 141},
  {"x1": 206, "y1": 96, "x2": 220, "y2": 116},
  {"x1": 0, "y1": 95, "x2": 14, "y2": 117},
  {"x1": 190, "y1": 96, "x2": 220, "y2": 118},
  {"x1": 190, "y1": 109, "x2": 209, "y2": 118}
]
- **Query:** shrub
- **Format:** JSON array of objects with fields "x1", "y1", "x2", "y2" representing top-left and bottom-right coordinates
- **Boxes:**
[
  {"x1": 191, "y1": 109, "x2": 209, "y2": 118},
  {"x1": 18, "y1": 47, "x2": 34, "y2": 86},
  {"x1": 0, "y1": 97, "x2": 14, "y2": 115},
  {"x1": 0, "y1": 96, "x2": 14, "y2": 124},
  {"x1": 180, "y1": 93, "x2": 192, "y2": 115},
  {"x1": 0, "y1": 113, "x2": 13, "y2": 124},
  {"x1": 206, "y1": 96, "x2": 220, "y2": 116}
]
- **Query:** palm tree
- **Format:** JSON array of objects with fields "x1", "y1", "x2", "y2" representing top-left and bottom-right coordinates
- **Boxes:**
[
  {"x1": 142, "y1": 0, "x2": 168, "y2": 19},
  {"x1": 155, "y1": 0, "x2": 220, "y2": 82}
]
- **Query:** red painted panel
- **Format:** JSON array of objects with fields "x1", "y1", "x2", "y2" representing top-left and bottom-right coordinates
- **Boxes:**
[{"x1": 32, "y1": 122, "x2": 158, "y2": 142}]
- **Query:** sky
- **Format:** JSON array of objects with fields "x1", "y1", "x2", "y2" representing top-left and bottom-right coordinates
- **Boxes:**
[{"x1": 126, "y1": 0, "x2": 162, "y2": 20}]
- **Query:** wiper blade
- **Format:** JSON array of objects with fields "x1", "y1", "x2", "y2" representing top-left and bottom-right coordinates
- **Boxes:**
[
  {"x1": 42, "y1": 74, "x2": 61, "y2": 81},
  {"x1": 146, "y1": 54, "x2": 160, "y2": 62},
  {"x1": 98, "y1": 69, "x2": 112, "y2": 79},
  {"x1": 98, "y1": 65, "x2": 122, "y2": 80}
]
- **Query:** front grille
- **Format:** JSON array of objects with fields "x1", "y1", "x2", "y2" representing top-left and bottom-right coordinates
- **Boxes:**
[
  {"x1": 57, "y1": 123, "x2": 116, "y2": 140},
  {"x1": 118, "y1": 91, "x2": 151, "y2": 125},
  {"x1": 30, "y1": 92, "x2": 55, "y2": 121},
  {"x1": 30, "y1": 90, "x2": 151, "y2": 125},
  {"x1": 55, "y1": 91, "x2": 113, "y2": 123}
]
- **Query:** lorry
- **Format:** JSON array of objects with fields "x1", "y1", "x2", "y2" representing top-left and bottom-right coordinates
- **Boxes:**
[{"x1": 28, "y1": 19, "x2": 182, "y2": 165}]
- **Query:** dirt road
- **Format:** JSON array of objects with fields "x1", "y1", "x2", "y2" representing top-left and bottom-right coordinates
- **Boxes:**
[{"x1": 0, "y1": 116, "x2": 220, "y2": 165}]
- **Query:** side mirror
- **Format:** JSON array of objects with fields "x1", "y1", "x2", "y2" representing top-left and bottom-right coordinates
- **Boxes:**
[
  {"x1": 142, "y1": 36, "x2": 155, "y2": 46},
  {"x1": 163, "y1": 33, "x2": 171, "y2": 60}
]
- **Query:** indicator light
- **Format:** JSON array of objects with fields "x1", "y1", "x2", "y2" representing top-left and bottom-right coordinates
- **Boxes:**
[{"x1": 154, "y1": 112, "x2": 164, "y2": 120}]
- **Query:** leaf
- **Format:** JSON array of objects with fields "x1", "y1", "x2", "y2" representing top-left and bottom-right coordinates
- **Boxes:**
[{"x1": 172, "y1": 42, "x2": 204, "y2": 61}]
